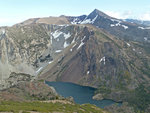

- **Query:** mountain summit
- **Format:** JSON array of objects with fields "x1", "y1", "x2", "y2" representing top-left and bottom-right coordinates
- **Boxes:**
[{"x1": 89, "y1": 9, "x2": 111, "y2": 18}]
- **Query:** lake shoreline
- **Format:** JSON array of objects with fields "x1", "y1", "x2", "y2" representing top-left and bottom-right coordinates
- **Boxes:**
[{"x1": 45, "y1": 81, "x2": 122, "y2": 108}]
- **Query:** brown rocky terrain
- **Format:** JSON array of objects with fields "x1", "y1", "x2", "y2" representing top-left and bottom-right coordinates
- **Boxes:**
[{"x1": 0, "y1": 80, "x2": 58, "y2": 101}]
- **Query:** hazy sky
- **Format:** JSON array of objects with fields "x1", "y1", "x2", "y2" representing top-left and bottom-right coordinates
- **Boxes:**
[{"x1": 0, "y1": 0, "x2": 150, "y2": 26}]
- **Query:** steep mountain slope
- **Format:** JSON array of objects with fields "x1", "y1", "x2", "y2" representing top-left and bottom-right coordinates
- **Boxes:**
[
  {"x1": 39, "y1": 24, "x2": 150, "y2": 90},
  {"x1": 67, "y1": 9, "x2": 150, "y2": 42},
  {"x1": 0, "y1": 24, "x2": 86, "y2": 87}
]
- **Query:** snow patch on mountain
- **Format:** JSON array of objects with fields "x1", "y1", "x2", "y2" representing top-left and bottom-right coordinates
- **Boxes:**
[
  {"x1": 77, "y1": 42, "x2": 84, "y2": 50},
  {"x1": 71, "y1": 15, "x2": 98, "y2": 25},
  {"x1": 138, "y1": 26, "x2": 144, "y2": 29},
  {"x1": 51, "y1": 31, "x2": 71, "y2": 40},
  {"x1": 81, "y1": 36, "x2": 86, "y2": 42},
  {"x1": 139, "y1": 52, "x2": 142, "y2": 54},
  {"x1": 77, "y1": 36, "x2": 86, "y2": 50},
  {"x1": 122, "y1": 25, "x2": 128, "y2": 29},
  {"x1": 115, "y1": 22, "x2": 121, "y2": 26},
  {"x1": 71, "y1": 18, "x2": 82, "y2": 24},
  {"x1": 55, "y1": 50, "x2": 62, "y2": 53},
  {"x1": 48, "y1": 61, "x2": 53, "y2": 64},
  {"x1": 99, "y1": 56, "x2": 106, "y2": 65},
  {"x1": 144, "y1": 37, "x2": 148, "y2": 41},
  {"x1": 36, "y1": 67, "x2": 43, "y2": 73},
  {"x1": 0, "y1": 29, "x2": 6, "y2": 40},
  {"x1": 70, "y1": 43, "x2": 77, "y2": 52},
  {"x1": 1, "y1": 29, "x2": 5, "y2": 34},
  {"x1": 126, "y1": 43, "x2": 131, "y2": 47},
  {"x1": 138, "y1": 26, "x2": 150, "y2": 30},
  {"x1": 58, "y1": 24, "x2": 69, "y2": 27},
  {"x1": 70, "y1": 48, "x2": 72, "y2": 52},
  {"x1": 80, "y1": 19, "x2": 92, "y2": 24},
  {"x1": 87, "y1": 71, "x2": 90, "y2": 74},
  {"x1": 110, "y1": 24, "x2": 115, "y2": 27},
  {"x1": 72, "y1": 43, "x2": 77, "y2": 48},
  {"x1": 50, "y1": 35, "x2": 53, "y2": 44},
  {"x1": 110, "y1": 22, "x2": 128, "y2": 29},
  {"x1": 80, "y1": 15, "x2": 98, "y2": 24},
  {"x1": 64, "y1": 33, "x2": 71, "y2": 40},
  {"x1": 64, "y1": 41, "x2": 69, "y2": 48},
  {"x1": 71, "y1": 37, "x2": 76, "y2": 44},
  {"x1": 51, "y1": 30, "x2": 63, "y2": 39}
]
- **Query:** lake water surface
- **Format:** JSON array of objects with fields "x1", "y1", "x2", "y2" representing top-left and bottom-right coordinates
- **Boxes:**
[{"x1": 45, "y1": 81, "x2": 122, "y2": 108}]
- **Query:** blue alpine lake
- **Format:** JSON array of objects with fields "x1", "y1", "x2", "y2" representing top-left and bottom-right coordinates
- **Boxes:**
[{"x1": 45, "y1": 81, "x2": 122, "y2": 108}]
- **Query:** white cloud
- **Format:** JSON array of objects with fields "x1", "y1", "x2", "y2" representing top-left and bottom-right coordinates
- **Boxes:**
[
  {"x1": 105, "y1": 11, "x2": 122, "y2": 19},
  {"x1": 139, "y1": 12, "x2": 150, "y2": 20},
  {"x1": 0, "y1": 18, "x2": 13, "y2": 26},
  {"x1": 104, "y1": 10, "x2": 150, "y2": 21},
  {"x1": 104, "y1": 11, "x2": 133, "y2": 19},
  {"x1": 0, "y1": 17, "x2": 27, "y2": 27},
  {"x1": 122, "y1": 11, "x2": 133, "y2": 18},
  {"x1": 0, "y1": 15, "x2": 38, "y2": 27}
]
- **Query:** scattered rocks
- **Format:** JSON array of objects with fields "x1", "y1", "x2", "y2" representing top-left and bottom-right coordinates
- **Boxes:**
[
  {"x1": 104, "y1": 102, "x2": 135, "y2": 113},
  {"x1": 0, "y1": 72, "x2": 34, "y2": 90},
  {"x1": 92, "y1": 93, "x2": 104, "y2": 100}
]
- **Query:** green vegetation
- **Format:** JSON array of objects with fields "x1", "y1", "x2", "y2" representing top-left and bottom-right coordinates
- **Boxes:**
[
  {"x1": 95, "y1": 30, "x2": 121, "y2": 49},
  {"x1": 127, "y1": 85, "x2": 150, "y2": 112},
  {"x1": 140, "y1": 59, "x2": 150, "y2": 77},
  {"x1": 133, "y1": 42, "x2": 150, "y2": 54},
  {"x1": 95, "y1": 75, "x2": 150, "y2": 112},
  {"x1": 38, "y1": 79, "x2": 45, "y2": 82},
  {"x1": 96, "y1": 86, "x2": 111, "y2": 94},
  {"x1": 0, "y1": 101, "x2": 107, "y2": 113}
]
